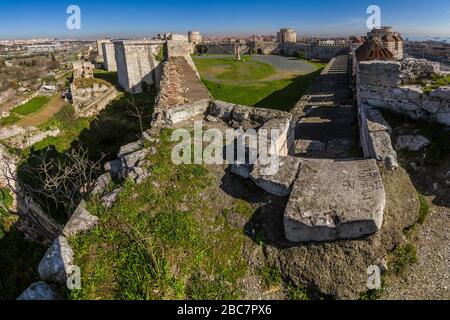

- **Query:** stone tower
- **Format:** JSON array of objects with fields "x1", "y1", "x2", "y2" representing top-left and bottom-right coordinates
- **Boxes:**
[
  {"x1": 279, "y1": 28, "x2": 297, "y2": 43},
  {"x1": 188, "y1": 31, "x2": 202, "y2": 45}
]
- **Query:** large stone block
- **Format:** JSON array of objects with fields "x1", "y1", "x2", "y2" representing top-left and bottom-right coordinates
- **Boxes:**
[
  {"x1": 369, "y1": 131, "x2": 399, "y2": 169},
  {"x1": 395, "y1": 135, "x2": 430, "y2": 151},
  {"x1": 63, "y1": 200, "x2": 99, "y2": 238},
  {"x1": 430, "y1": 86, "x2": 450, "y2": 99},
  {"x1": 284, "y1": 159, "x2": 385, "y2": 242},
  {"x1": 436, "y1": 112, "x2": 450, "y2": 126},
  {"x1": 209, "y1": 100, "x2": 234, "y2": 120},
  {"x1": 17, "y1": 282, "x2": 59, "y2": 300},
  {"x1": 258, "y1": 117, "x2": 292, "y2": 156},
  {"x1": 117, "y1": 140, "x2": 144, "y2": 158},
  {"x1": 38, "y1": 236, "x2": 74, "y2": 285},
  {"x1": 364, "y1": 107, "x2": 392, "y2": 133},
  {"x1": 250, "y1": 156, "x2": 302, "y2": 197},
  {"x1": 166, "y1": 99, "x2": 210, "y2": 124}
]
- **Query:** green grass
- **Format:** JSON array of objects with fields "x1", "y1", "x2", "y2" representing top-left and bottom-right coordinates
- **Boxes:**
[
  {"x1": 417, "y1": 193, "x2": 430, "y2": 224},
  {"x1": 0, "y1": 187, "x2": 14, "y2": 240},
  {"x1": 193, "y1": 55, "x2": 323, "y2": 111},
  {"x1": 69, "y1": 130, "x2": 248, "y2": 300},
  {"x1": 11, "y1": 96, "x2": 51, "y2": 116},
  {"x1": 422, "y1": 74, "x2": 450, "y2": 94},
  {"x1": 0, "y1": 114, "x2": 20, "y2": 126},
  {"x1": 194, "y1": 56, "x2": 276, "y2": 83},
  {"x1": 202, "y1": 70, "x2": 321, "y2": 111},
  {"x1": 391, "y1": 244, "x2": 417, "y2": 275},
  {"x1": 94, "y1": 69, "x2": 118, "y2": 87},
  {"x1": 287, "y1": 284, "x2": 311, "y2": 300},
  {"x1": 0, "y1": 187, "x2": 13, "y2": 218},
  {"x1": 260, "y1": 265, "x2": 282, "y2": 288}
]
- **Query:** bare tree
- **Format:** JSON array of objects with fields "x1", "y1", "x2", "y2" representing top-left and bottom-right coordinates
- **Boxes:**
[
  {"x1": 126, "y1": 94, "x2": 151, "y2": 135},
  {"x1": 0, "y1": 145, "x2": 104, "y2": 220}
]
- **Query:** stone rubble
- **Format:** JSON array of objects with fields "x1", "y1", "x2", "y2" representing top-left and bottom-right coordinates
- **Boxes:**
[{"x1": 395, "y1": 135, "x2": 431, "y2": 151}]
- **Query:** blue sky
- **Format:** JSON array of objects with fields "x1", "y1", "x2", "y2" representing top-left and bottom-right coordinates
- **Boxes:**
[{"x1": 0, "y1": 0, "x2": 449, "y2": 39}]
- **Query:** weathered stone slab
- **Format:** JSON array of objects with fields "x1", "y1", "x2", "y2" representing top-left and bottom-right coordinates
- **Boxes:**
[
  {"x1": 166, "y1": 99, "x2": 210, "y2": 124},
  {"x1": 63, "y1": 200, "x2": 99, "y2": 238},
  {"x1": 17, "y1": 282, "x2": 59, "y2": 300},
  {"x1": 91, "y1": 173, "x2": 112, "y2": 196},
  {"x1": 369, "y1": 131, "x2": 399, "y2": 169},
  {"x1": 121, "y1": 147, "x2": 153, "y2": 168},
  {"x1": 102, "y1": 187, "x2": 123, "y2": 209},
  {"x1": 232, "y1": 105, "x2": 250, "y2": 121},
  {"x1": 231, "y1": 162, "x2": 253, "y2": 179},
  {"x1": 104, "y1": 159, "x2": 123, "y2": 179},
  {"x1": 38, "y1": 236, "x2": 74, "y2": 285},
  {"x1": 437, "y1": 112, "x2": 450, "y2": 126},
  {"x1": 209, "y1": 100, "x2": 234, "y2": 120},
  {"x1": 258, "y1": 116, "x2": 292, "y2": 156},
  {"x1": 127, "y1": 166, "x2": 150, "y2": 184},
  {"x1": 117, "y1": 140, "x2": 144, "y2": 158},
  {"x1": 395, "y1": 135, "x2": 430, "y2": 151},
  {"x1": 430, "y1": 86, "x2": 450, "y2": 99},
  {"x1": 365, "y1": 108, "x2": 392, "y2": 133},
  {"x1": 284, "y1": 159, "x2": 385, "y2": 242},
  {"x1": 250, "y1": 156, "x2": 302, "y2": 197}
]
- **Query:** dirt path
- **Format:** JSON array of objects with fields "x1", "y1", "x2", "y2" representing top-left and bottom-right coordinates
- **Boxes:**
[
  {"x1": 17, "y1": 95, "x2": 65, "y2": 127},
  {"x1": 382, "y1": 203, "x2": 450, "y2": 300}
]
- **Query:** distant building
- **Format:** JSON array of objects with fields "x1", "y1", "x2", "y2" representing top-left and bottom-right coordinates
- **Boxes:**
[
  {"x1": 367, "y1": 27, "x2": 404, "y2": 60},
  {"x1": 278, "y1": 28, "x2": 297, "y2": 43}
]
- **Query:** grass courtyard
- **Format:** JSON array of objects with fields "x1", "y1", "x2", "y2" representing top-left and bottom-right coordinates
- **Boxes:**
[{"x1": 193, "y1": 55, "x2": 325, "y2": 111}]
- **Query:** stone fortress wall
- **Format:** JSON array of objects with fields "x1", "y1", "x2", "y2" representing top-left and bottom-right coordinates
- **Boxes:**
[
  {"x1": 114, "y1": 40, "x2": 166, "y2": 93},
  {"x1": 101, "y1": 42, "x2": 117, "y2": 72}
]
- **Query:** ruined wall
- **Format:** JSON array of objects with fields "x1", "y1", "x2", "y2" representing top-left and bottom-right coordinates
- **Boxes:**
[
  {"x1": 102, "y1": 42, "x2": 117, "y2": 72},
  {"x1": 114, "y1": 40, "x2": 164, "y2": 93},
  {"x1": 70, "y1": 82, "x2": 111, "y2": 112},
  {"x1": 357, "y1": 58, "x2": 450, "y2": 127}
]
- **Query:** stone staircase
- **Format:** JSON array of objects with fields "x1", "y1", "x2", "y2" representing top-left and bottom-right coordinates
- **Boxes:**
[{"x1": 291, "y1": 54, "x2": 359, "y2": 159}]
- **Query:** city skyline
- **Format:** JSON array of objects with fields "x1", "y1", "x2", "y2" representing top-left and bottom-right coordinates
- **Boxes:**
[{"x1": 0, "y1": 0, "x2": 450, "y2": 40}]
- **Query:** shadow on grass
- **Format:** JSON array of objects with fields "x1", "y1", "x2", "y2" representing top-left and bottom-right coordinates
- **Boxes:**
[
  {"x1": 0, "y1": 224, "x2": 46, "y2": 300},
  {"x1": 254, "y1": 70, "x2": 322, "y2": 111}
]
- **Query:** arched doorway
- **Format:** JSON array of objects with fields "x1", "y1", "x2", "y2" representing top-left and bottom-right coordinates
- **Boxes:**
[{"x1": 257, "y1": 48, "x2": 263, "y2": 55}]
